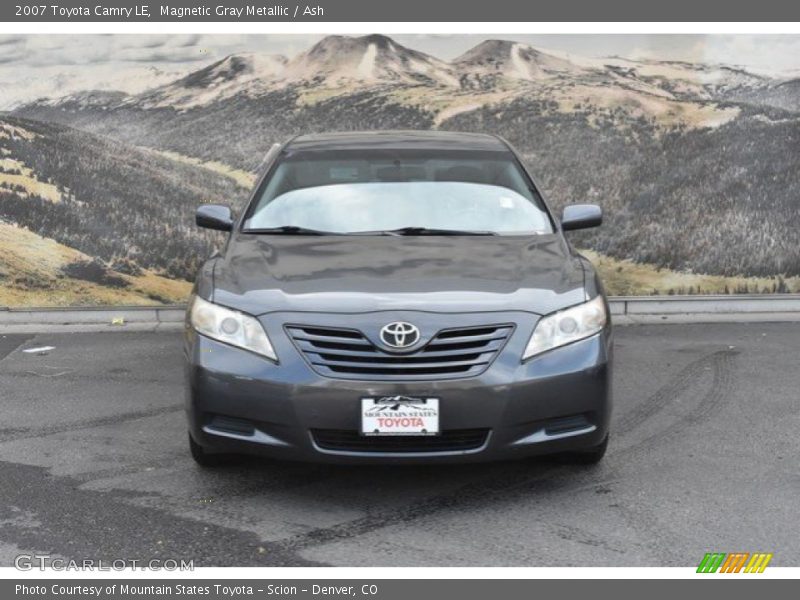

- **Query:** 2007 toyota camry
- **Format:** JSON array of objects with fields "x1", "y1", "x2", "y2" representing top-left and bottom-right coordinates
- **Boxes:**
[{"x1": 185, "y1": 131, "x2": 612, "y2": 466}]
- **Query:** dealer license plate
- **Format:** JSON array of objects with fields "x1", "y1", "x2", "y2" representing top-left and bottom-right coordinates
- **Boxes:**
[{"x1": 361, "y1": 396, "x2": 440, "y2": 436}]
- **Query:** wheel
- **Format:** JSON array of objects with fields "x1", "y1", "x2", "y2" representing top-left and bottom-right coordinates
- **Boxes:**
[
  {"x1": 188, "y1": 432, "x2": 238, "y2": 467},
  {"x1": 563, "y1": 435, "x2": 608, "y2": 465}
]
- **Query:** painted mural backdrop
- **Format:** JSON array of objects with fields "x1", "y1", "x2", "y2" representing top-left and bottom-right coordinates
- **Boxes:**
[{"x1": 1, "y1": 34, "x2": 800, "y2": 306}]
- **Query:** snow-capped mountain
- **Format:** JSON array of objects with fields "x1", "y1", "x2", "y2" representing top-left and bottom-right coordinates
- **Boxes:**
[
  {"x1": 15, "y1": 34, "x2": 773, "y2": 115},
  {"x1": 14, "y1": 34, "x2": 780, "y2": 172},
  {"x1": 454, "y1": 40, "x2": 585, "y2": 82},
  {"x1": 116, "y1": 35, "x2": 460, "y2": 111},
  {"x1": 137, "y1": 53, "x2": 289, "y2": 110},
  {"x1": 283, "y1": 34, "x2": 459, "y2": 87}
]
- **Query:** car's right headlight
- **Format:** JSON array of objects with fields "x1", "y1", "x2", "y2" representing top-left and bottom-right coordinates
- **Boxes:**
[
  {"x1": 522, "y1": 295, "x2": 607, "y2": 361},
  {"x1": 189, "y1": 295, "x2": 277, "y2": 362}
]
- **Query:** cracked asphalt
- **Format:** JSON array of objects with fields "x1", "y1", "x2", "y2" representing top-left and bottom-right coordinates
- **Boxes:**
[{"x1": 0, "y1": 323, "x2": 798, "y2": 567}]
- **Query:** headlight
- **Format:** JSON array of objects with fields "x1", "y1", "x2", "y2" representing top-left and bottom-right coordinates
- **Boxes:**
[
  {"x1": 523, "y1": 295, "x2": 607, "y2": 360},
  {"x1": 189, "y1": 296, "x2": 277, "y2": 361}
]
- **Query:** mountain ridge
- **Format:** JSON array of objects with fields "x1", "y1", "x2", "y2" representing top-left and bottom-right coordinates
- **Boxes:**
[
  {"x1": 18, "y1": 34, "x2": 773, "y2": 113},
  {"x1": 9, "y1": 35, "x2": 800, "y2": 280}
]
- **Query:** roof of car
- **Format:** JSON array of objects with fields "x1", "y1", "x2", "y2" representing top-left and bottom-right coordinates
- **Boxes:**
[{"x1": 285, "y1": 130, "x2": 511, "y2": 153}]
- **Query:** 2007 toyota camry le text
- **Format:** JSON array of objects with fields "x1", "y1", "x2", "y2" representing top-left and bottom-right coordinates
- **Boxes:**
[{"x1": 184, "y1": 131, "x2": 612, "y2": 466}]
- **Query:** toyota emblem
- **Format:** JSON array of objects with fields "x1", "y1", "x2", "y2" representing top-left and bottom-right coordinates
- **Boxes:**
[{"x1": 380, "y1": 322, "x2": 421, "y2": 349}]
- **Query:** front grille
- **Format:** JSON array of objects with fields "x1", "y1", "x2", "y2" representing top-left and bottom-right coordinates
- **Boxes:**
[
  {"x1": 286, "y1": 323, "x2": 513, "y2": 380},
  {"x1": 311, "y1": 429, "x2": 490, "y2": 453}
]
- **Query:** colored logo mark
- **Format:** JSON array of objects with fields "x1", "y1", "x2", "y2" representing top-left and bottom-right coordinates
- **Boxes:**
[{"x1": 697, "y1": 552, "x2": 773, "y2": 573}]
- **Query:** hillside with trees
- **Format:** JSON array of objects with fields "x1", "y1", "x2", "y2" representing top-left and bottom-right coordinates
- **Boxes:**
[
  {"x1": 7, "y1": 35, "x2": 800, "y2": 297},
  {"x1": 0, "y1": 116, "x2": 247, "y2": 304}
]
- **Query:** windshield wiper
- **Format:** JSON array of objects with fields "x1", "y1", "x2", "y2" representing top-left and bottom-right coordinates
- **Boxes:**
[
  {"x1": 245, "y1": 226, "x2": 341, "y2": 236},
  {"x1": 245, "y1": 226, "x2": 498, "y2": 236},
  {"x1": 357, "y1": 227, "x2": 498, "y2": 236}
]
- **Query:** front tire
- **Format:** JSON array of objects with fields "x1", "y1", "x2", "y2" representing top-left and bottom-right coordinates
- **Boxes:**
[
  {"x1": 563, "y1": 435, "x2": 608, "y2": 465},
  {"x1": 189, "y1": 432, "x2": 238, "y2": 467}
]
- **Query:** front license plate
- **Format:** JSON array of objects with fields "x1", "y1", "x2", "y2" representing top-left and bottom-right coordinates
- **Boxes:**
[{"x1": 361, "y1": 396, "x2": 440, "y2": 436}]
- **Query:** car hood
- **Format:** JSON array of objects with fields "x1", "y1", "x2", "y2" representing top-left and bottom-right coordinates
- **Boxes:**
[{"x1": 211, "y1": 233, "x2": 587, "y2": 316}]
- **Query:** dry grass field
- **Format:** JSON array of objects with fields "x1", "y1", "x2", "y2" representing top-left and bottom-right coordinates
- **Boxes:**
[{"x1": 0, "y1": 222, "x2": 190, "y2": 307}]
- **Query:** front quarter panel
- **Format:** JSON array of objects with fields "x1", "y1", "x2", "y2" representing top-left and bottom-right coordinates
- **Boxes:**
[
  {"x1": 194, "y1": 256, "x2": 219, "y2": 302},
  {"x1": 576, "y1": 254, "x2": 606, "y2": 301}
]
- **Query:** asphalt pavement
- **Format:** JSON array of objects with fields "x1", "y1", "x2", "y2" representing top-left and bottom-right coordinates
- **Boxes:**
[{"x1": 0, "y1": 323, "x2": 797, "y2": 567}]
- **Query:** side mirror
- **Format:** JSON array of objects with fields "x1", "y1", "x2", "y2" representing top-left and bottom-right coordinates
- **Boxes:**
[
  {"x1": 196, "y1": 204, "x2": 233, "y2": 232},
  {"x1": 561, "y1": 204, "x2": 602, "y2": 231}
]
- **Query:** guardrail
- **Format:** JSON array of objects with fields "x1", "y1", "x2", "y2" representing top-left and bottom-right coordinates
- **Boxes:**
[
  {"x1": 609, "y1": 294, "x2": 800, "y2": 315},
  {"x1": 0, "y1": 294, "x2": 799, "y2": 332},
  {"x1": 0, "y1": 305, "x2": 185, "y2": 331},
  {"x1": 608, "y1": 294, "x2": 800, "y2": 324}
]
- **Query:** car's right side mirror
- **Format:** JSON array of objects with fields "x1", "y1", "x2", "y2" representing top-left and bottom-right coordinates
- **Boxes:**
[
  {"x1": 196, "y1": 204, "x2": 233, "y2": 232},
  {"x1": 561, "y1": 204, "x2": 602, "y2": 231}
]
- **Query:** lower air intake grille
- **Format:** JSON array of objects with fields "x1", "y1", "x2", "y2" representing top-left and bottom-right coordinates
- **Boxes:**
[
  {"x1": 543, "y1": 414, "x2": 592, "y2": 435},
  {"x1": 311, "y1": 429, "x2": 490, "y2": 453},
  {"x1": 206, "y1": 415, "x2": 256, "y2": 436},
  {"x1": 286, "y1": 323, "x2": 513, "y2": 380}
]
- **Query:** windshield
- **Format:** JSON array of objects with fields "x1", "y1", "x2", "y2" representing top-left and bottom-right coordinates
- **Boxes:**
[{"x1": 243, "y1": 150, "x2": 553, "y2": 235}]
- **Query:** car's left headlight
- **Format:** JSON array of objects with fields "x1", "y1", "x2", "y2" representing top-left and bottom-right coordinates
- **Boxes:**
[
  {"x1": 189, "y1": 295, "x2": 277, "y2": 362},
  {"x1": 523, "y1": 295, "x2": 607, "y2": 360}
]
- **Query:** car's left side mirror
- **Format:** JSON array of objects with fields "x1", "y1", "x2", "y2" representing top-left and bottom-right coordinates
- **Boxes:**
[
  {"x1": 196, "y1": 204, "x2": 233, "y2": 232},
  {"x1": 561, "y1": 204, "x2": 602, "y2": 231}
]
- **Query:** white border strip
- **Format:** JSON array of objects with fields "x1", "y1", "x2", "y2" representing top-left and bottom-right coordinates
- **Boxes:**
[
  {"x1": 2, "y1": 566, "x2": 799, "y2": 579},
  {"x1": 3, "y1": 22, "x2": 800, "y2": 34}
]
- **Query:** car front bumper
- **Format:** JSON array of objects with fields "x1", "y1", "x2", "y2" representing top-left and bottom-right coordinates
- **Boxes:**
[{"x1": 184, "y1": 312, "x2": 612, "y2": 464}]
